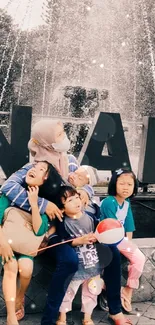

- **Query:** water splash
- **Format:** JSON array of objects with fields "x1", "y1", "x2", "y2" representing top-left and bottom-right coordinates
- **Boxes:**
[
  {"x1": 47, "y1": 1, "x2": 63, "y2": 115},
  {"x1": 140, "y1": 0, "x2": 155, "y2": 93},
  {"x1": 0, "y1": 0, "x2": 33, "y2": 108},
  {"x1": 17, "y1": 1, "x2": 34, "y2": 104},
  {"x1": 3, "y1": 0, "x2": 14, "y2": 11},
  {"x1": 41, "y1": 1, "x2": 53, "y2": 115},
  {"x1": 0, "y1": 0, "x2": 22, "y2": 72}
]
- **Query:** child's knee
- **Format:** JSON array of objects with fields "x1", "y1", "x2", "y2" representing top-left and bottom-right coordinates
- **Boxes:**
[
  {"x1": 132, "y1": 248, "x2": 146, "y2": 270},
  {"x1": 18, "y1": 258, "x2": 33, "y2": 278},
  {"x1": 4, "y1": 259, "x2": 18, "y2": 276}
]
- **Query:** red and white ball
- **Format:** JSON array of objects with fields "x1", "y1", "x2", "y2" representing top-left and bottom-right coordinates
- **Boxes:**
[{"x1": 95, "y1": 219, "x2": 124, "y2": 245}]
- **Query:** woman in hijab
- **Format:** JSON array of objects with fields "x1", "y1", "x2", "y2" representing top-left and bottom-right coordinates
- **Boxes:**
[{"x1": 1, "y1": 119, "x2": 132, "y2": 325}]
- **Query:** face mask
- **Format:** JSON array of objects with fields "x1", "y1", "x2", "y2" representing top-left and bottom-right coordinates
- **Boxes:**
[{"x1": 52, "y1": 135, "x2": 70, "y2": 153}]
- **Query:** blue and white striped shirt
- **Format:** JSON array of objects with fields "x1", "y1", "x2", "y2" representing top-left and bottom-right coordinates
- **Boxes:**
[{"x1": 1, "y1": 154, "x2": 94, "y2": 214}]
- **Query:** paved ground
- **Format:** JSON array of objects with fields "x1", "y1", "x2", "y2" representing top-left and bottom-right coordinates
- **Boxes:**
[{"x1": 1, "y1": 302, "x2": 155, "y2": 325}]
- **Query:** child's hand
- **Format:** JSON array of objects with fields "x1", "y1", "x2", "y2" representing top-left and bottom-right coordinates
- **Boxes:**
[
  {"x1": 77, "y1": 189, "x2": 89, "y2": 207},
  {"x1": 27, "y1": 186, "x2": 39, "y2": 208},
  {"x1": 81, "y1": 233, "x2": 96, "y2": 245}
]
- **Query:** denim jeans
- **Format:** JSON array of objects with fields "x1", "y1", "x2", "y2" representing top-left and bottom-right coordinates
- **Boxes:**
[
  {"x1": 97, "y1": 244, "x2": 122, "y2": 315},
  {"x1": 41, "y1": 237, "x2": 79, "y2": 325}
]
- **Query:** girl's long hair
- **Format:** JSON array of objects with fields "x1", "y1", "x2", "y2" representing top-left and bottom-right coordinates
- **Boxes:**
[{"x1": 38, "y1": 161, "x2": 63, "y2": 203}]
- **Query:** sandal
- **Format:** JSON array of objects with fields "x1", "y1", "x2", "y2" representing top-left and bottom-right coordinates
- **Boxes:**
[
  {"x1": 16, "y1": 296, "x2": 25, "y2": 321},
  {"x1": 108, "y1": 316, "x2": 133, "y2": 325},
  {"x1": 82, "y1": 320, "x2": 94, "y2": 325},
  {"x1": 121, "y1": 287, "x2": 132, "y2": 313}
]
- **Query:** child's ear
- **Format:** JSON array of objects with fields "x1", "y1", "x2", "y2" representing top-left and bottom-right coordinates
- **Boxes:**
[{"x1": 61, "y1": 208, "x2": 65, "y2": 213}]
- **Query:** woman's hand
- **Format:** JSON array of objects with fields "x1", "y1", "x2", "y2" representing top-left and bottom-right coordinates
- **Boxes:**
[
  {"x1": 27, "y1": 186, "x2": 39, "y2": 208},
  {"x1": 77, "y1": 189, "x2": 89, "y2": 207},
  {"x1": 45, "y1": 202, "x2": 63, "y2": 222}
]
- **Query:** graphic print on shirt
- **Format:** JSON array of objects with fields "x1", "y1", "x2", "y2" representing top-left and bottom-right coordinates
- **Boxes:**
[
  {"x1": 77, "y1": 243, "x2": 99, "y2": 269},
  {"x1": 115, "y1": 200, "x2": 129, "y2": 225}
]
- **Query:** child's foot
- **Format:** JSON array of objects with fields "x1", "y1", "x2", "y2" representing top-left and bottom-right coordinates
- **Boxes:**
[
  {"x1": 15, "y1": 296, "x2": 25, "y2": 321},
  {"x1": 56, "y1": 313, "x2": 66, "y2": 325},
  {"x1": 7, "y1": 315, "x2": 19, "y2": 325},
  {"x1": 109, "y1": 312, "x2": 133, "y2": 324},
  {"x1": 82, "y1": 314, "x2": 94, "y2": 325},
  {"x1": 56, "y1": 320, "x2": 66, "y2": 325},
  {"x1": 82, "y1": 319, "x2": 94, "y2": 325}
]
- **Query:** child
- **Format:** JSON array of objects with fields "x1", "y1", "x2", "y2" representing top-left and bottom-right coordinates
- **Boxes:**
[
  {"x1": 54, "y1": 186, "x2": 103, "y2": 325},
  {"x1": 0, "y1": 161, "x2": 62, "y2": 325},
  {"x1": 68, "y1": 165, "x2": 109, "y2": 188},
  {"x1": 100, "y1": 168, "x2": 145, "y2": 312}
]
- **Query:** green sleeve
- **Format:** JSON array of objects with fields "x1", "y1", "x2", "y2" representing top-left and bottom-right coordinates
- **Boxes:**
[
  {"x1": 35, "y1": 213, "x2": 49, "y2": 236},
  {"x1": 124, "y1": 203, "x2": 136, "y2": 232},
  {"x1": 0, "y1": 194, "x2": 11, "y2": 225},
  {"x1": 100, "y1": 197, "x2": 117, "y2": 221}
]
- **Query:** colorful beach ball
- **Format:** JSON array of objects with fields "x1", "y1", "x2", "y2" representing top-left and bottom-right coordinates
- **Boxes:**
[{"x1": 95, "y1": 219, "x2": 125, "y2": 245}]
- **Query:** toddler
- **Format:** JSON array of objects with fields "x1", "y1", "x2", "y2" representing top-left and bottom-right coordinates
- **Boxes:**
[{"x1": 55, "y1": 186, "x2": 103, "y2": 325}]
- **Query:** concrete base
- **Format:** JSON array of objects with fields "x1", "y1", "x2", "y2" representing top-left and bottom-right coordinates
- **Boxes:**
[{"x1": 122, "y1": 238, "x2": 155, "y2": 303}]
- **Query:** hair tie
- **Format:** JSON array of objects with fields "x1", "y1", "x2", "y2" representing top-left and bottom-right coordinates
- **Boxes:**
[{"x1": 115, "y1": 168, "x2": 124, "y2": 175}]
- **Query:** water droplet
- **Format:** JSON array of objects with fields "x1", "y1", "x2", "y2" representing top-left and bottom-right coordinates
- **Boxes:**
[
  {"x1": 137, "y1": 312, "x2": 141, "y2": 317},
  {"x1": 122, "y1": 41, "x2": 126, "y2": 47},
  {"x1": 100, "y1": 63, "x2": 104, "y2": 68},
  {"x1": 92, "y1": 59, "x2": 96, "y2": 64},
  {"x1": 31, "y1": 303, "x2": 36, "y2": 309},
  {"x1": 10, "y1": 297, "x2": 15, "y2": 301},
  {"x1": 8, "y1": 239, "x2": 12, "y2": 244},
  {"x1": 86, "y1": 6, "x2": 91, "y2": 11}
]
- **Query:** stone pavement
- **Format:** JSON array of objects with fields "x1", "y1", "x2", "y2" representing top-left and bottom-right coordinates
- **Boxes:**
[{"x1": 0, "y1": 302, "x2": 155, "y2": 325}]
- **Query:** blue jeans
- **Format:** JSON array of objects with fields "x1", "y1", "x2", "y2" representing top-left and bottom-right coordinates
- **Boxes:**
[
  {"x1": 41, "y1": 240, "x2": 121, "y2": 325},
  {"x1": 41, "y1": 237, "x2": 79, "y2": 325}
]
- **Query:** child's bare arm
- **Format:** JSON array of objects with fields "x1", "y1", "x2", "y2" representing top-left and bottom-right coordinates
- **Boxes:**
[
  {"x1": 27, "y1": 186, "x2": 42, "y2": 234},
  {"x1": 126, "y1": 232, "x2": 133, "y2": 240},
  {"x1": 71, "y1": 233, "x2": 96, "y2": 246}
]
